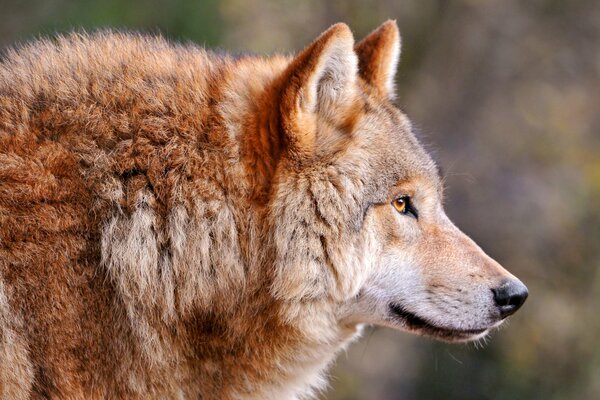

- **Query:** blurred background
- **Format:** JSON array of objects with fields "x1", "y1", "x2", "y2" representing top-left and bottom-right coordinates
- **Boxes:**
[{"x1": 1, "y1": 0, "x2": 599, "y2": 399}]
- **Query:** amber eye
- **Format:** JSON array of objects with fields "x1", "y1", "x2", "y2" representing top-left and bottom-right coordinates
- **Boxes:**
[
  {"x1": 392, "y1": 196, "x2": 418, "y2": 219},
  {"x1": 392, "y1": 197, "x2": 408, "y2": 214}
]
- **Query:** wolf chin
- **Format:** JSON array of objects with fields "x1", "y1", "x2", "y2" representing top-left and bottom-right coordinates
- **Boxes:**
[{"x1": 0, "y1": 21, "x2": 528, "y2": 399}]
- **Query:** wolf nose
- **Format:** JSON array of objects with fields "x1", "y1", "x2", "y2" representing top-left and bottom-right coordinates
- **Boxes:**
[{"x1": 492, "y1": 279, "x2": 528, "y2": 318}]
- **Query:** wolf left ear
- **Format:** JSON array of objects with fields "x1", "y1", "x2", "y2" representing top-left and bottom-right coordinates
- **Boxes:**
[
  {"x1": 279, "y1": 23, "x2": 358, "y2": 158},
  {"x1": 355, "y1": 20, "x2": 401, "y2": 100}
]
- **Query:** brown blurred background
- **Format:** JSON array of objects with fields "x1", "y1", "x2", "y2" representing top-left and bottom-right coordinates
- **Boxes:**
[{"x1": 1, "y1": 0, "x2": 599, "y2": 399}]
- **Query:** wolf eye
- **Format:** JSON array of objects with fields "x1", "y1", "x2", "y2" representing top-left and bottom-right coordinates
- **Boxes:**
[
  {"x1": 392, "y1": 197, "x2": 407, "y2": 213},
  {"x1": 392, "y1": 196, "x2": 418, "y2": 219}
]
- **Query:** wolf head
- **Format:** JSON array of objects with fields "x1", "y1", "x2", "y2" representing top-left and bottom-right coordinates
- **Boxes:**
[{"x1": 268, "y1": 21, "x2": 527, "y2": 342}]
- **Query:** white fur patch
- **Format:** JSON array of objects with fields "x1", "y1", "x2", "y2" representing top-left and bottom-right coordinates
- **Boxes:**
[{"x1": 101, "y1": 187, "x2": 245, "y2": 363}]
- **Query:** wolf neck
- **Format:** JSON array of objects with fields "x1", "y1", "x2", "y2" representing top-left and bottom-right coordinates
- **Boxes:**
[{"x1": 193, "y1": 57, "x2": 364, "y2": 399}]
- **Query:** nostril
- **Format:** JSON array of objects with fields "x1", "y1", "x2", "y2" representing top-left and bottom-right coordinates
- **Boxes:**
[
  {"x1": 492, "y1": 279, "x2": 528, "y2": 318},
  {"x1": 508, "y1": 290, "x2": 527, "y2": 308}
]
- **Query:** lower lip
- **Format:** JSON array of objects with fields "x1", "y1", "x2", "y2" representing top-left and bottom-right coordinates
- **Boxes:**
[{"x1": 389, "y1": 303, "x2": 488, "y2": 336}]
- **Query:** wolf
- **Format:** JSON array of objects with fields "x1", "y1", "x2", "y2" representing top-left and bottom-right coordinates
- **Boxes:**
[{"x1": 0, "y1": 21, "x2": 527, "y2": 399}]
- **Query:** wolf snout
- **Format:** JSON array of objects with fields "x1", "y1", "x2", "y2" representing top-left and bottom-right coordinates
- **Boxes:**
[{"x1": 491, "y1": 279, "x2": 528, "y2": 318}]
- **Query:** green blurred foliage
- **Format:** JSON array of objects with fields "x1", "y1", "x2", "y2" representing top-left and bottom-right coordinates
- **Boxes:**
[
  {"x1": 0, "y1": 0, "x2": 223, "y2": 46},
  {"x1": 1, "y1": 0, "x2": 599, "y2": 399}
]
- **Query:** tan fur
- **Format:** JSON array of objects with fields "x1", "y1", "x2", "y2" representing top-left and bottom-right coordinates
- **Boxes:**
[{"x1": 0, "y1": 22, "x2": 526, "y2": 399}]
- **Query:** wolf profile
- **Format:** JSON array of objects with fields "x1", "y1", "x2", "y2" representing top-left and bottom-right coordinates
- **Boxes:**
[{"x1": 0, "y1": 21, "x2": 527, "y2": 399}]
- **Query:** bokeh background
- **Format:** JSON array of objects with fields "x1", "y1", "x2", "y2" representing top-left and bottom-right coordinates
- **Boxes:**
[{"x1": 1, "y1": 0, "x2": 599, "y2": 399}]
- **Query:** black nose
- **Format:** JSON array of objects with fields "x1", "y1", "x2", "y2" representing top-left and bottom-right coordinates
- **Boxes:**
[{"x1": 492, "y1": 279, "x2": 528, "y2": 318}]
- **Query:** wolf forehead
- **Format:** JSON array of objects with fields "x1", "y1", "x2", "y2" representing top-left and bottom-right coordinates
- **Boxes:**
[{"x1": 310, "y1": 94, "x2": 441, "y2": 203}]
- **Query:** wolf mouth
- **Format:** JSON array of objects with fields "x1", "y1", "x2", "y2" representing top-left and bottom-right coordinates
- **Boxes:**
[{"x1": 389, "y1": 303, "x2": 488, "y2": 340}]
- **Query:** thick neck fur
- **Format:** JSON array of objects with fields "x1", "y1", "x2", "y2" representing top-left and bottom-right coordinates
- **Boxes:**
[{"x1": 0, "y1": 32, "x2": 359, "y2": 399}]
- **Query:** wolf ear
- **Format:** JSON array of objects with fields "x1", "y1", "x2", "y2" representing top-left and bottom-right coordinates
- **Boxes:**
[
  {"x1": 279, "y1": 23, "x2": 358, "y2": 157},
  {"x1": 355, "y1": 20, "x2": 401, "y2": 100}
]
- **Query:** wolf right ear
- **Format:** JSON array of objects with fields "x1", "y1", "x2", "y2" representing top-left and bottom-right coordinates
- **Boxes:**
[
  {"x1": 355, "y1": 20, "x2": 401, "y2": 100},
  {"x1": 278, "y1": 23, "x2": 358, "y2": 158}
]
